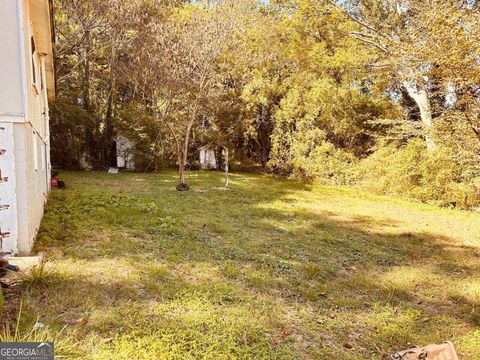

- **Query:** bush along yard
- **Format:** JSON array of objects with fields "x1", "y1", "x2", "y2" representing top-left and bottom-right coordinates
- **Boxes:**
[{"x1": 3, "y1": 171, "x2": 480, "y2": 359}]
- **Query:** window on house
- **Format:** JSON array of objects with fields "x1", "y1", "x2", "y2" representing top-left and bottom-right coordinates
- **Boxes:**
[
  {"x1": 31, "y1": 37, "x2": 37, "y2": 86},
  {"x1": 33, "y1": 132, "x2": 38, "y2": 171},
  {"x1": 40, "y1": 143, "x2": 45, "y2": 170}
]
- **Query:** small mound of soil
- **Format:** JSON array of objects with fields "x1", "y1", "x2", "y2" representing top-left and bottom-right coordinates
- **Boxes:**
[{"x1": 176, "y1": 183, "x2": 190, "y2": 191}]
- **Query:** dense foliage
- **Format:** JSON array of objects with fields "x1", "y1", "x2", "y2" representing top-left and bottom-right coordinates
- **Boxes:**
[{"x1": 51, "y1": 0, "x2": 480, "y2": 207}]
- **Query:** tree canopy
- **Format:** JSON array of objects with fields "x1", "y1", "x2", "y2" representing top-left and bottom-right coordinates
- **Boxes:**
[{"x1": 51, "y1": 0, "x2": 480, "y2": 206}]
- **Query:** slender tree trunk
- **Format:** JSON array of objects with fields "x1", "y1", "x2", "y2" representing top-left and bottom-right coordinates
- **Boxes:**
[
  {"x1": 82, "y1": 31, "x2": 91, "y2": 112},
  {"x1": 178, "y1": 153, "x2": 186, "y2": 184},
  {"x1": 82, "y1": 32, "x2": 94, "y2": 168},
  {"x1": 104, "y1": 79, "x2": 115, "y2": 166},
  {"x1": 104, "y1": 42, "x2": 117, "y2": 167},
  {"x1": 403, "y1": 81, "x2": 436, "y2": 151},
  {"x1": 177, "y1": 105, "x2": 198, "y2": 186},
  {"x1": 162, "y1": 104, "x2": 184, "y2": 189}
]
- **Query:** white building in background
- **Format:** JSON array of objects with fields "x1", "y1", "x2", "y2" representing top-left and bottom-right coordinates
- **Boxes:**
[
  {"x1": 0, "y1": 0, "x2": 55, "y2": 254},
  {"x1": 199, "y1": 145, "x2": 218, "y2": 170},
  {"x1": 115, "y1": 134, "x2": 135, "y2": 171}
]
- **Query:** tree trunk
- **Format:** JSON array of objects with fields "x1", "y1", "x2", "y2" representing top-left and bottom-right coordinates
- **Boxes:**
[
  {"x1": 175, "y1": 153, "x2": 190, "y2": 191},
  {"x1": 178, "y1": 153, "x2": 186, "y2": 184},
  {"x1": 403, "y1": 81, "x2": 436, "y2": 151},
  {"x1": 82, "y1": 31, "x2": 91, "y2": 112},
  {"x1": 104, "y1": 43, "x2": 117, "y2": 168},
  {"x1": 82, "y1": 32, "x2": 95, "y2": 168},
  {"x1": 176, "y1": 105, "x2": 198, "y2": 188},
  {"x1": 104, "y1": 81, "x2": 115, "y2": 166}
]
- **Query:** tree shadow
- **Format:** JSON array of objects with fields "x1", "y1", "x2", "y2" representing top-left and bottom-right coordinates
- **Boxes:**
[{"x1": 28, "y1": 171, "x2": 480, "y2": 358}]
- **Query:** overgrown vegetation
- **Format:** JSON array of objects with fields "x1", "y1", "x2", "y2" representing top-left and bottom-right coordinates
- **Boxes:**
[
  {"x1": 51, "y1": 0, "x2": 480, "y2": 204},
  {"x1": 288, "y1": 139, "x2": 480, "y2": 209},
  {"x1": 358, "y1": 140, "x2": 480, "y2": 209},
  {"x1": 6, "y1": 171, "x2": 480, "y2": 359}
]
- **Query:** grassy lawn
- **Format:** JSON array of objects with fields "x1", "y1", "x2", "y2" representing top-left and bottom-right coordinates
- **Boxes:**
[{"x1": 7, "y1": 171, "x2": 480, "y2": 359}]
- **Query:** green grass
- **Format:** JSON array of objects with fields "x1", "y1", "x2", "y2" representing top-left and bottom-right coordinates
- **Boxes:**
[{"x1": 6, "y1": 171, "x2": 480, "y2": 359}]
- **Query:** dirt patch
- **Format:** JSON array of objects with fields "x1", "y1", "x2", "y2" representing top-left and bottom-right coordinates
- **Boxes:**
[{"x1": 0, "y1": 277, "x2": 22, "y2": 326}]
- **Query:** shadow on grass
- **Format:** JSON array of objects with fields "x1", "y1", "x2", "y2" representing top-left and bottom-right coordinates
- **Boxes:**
[{"x1": 25, "y1": 171, "x2": 480, "y2": 358}]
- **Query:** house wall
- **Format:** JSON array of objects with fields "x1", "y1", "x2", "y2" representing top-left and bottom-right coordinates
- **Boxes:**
[
  {"x1": 0, "y1": 0, "x2": 24, "y2": 254},
  {"x1": 0, "y1": 124, "x2": 19, "y2": 253},
  {"x1": 14, "y1": 124, "x2": 48, "y2": 254},
  {"x1": 16, "y1": 0, "x2": 50, "y2": 254},
  {"x1": 0, "y1": 0, "x2": 24, "y2": 117},
  {"x1": 0, "y1": 0, "x2": 52, "y2": 254}
]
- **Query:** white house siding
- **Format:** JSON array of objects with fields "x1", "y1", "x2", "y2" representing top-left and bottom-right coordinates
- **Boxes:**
[
  {"x1": 18, "y1": 0, "x2": 51, "y2": 254},
  {"x1": 0, "y1": 0, "x2": 53, "y2": 255},
  {"x1": 0, "y1": 1, "x2": 24, "y2": 116},
  {"x1": 14, "y1": 124, "x2": 48, "y2": 254},
  {"x1": 0, "y1": 124, "x2": 19, "y2": 253},
  {"x1": 0, "y1": 0, "x2": 23, "y2": 254}
]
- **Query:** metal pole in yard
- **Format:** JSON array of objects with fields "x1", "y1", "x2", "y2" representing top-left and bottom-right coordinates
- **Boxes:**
[{"x1": 224, "y1": 148, "x2": 229, "y2": 187}]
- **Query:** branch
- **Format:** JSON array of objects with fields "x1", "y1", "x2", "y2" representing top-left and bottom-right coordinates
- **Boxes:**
[
  {"x1": 326, "y1": 0, "x2": 393, "y2": 42},
  {"x1": 56, "y1": 47, "x2": 97, "y2": 82},
  {"x1": 164, "y1": 118, "x2": 181, "y2": 158},
  {"x1": 350, "y1": 32, "x2": 390, "y2": 54}
]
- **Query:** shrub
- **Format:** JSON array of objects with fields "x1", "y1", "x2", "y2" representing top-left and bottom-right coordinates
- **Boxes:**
[
  {"x1": 291, "y1": 140, "x2": 358, "y2": 186},
  {"x1": 270, "y1": 131, "x2": 479, "y2": 209},
  {"x1": 358, "y1": 139, "x2": 479, "y2": 209}
]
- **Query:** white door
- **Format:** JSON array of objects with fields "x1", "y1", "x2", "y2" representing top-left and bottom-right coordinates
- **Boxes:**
[{"x1": 0, "y1": 123, "x2": 18, "y2": 253}]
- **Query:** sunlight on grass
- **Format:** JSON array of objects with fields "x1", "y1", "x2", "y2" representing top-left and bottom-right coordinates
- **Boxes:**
[{"x1": 5, "y1": 171, "x2": 477, "y2": 359}]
